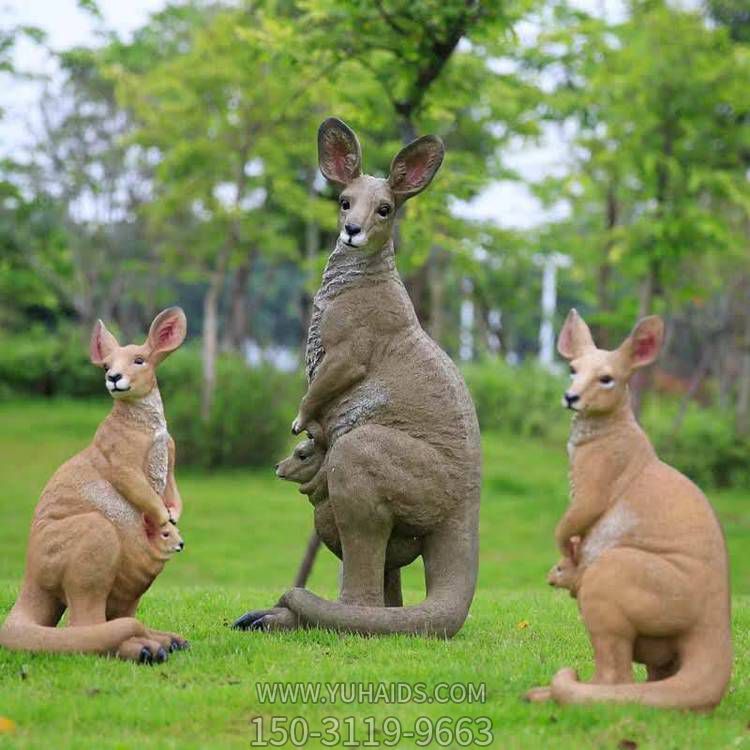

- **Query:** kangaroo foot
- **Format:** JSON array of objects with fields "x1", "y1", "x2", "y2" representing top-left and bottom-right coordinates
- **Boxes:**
[
  {"x1": 145, "y1": 628, "x2": 190, "y2": 652},
  {"x1": 117, "y1": 636, "x2": 170, "y2": 664},
  {"x1": 550, "y1": 667, "x2": 580, "y2": 703},
  {"x1": 232, "y1": 607, "x2": 298, "y2": 632},
  {"x1": 524, "y1": 686, "x2": 553, "y2": 703}
]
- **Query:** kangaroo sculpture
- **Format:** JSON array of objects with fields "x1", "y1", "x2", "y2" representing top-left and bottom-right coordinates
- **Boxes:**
[
  {"x1": 234, "y1": 117, "x2": 482, "y2": 637},
  {"x1": 526, "y1": 310, "x2": 731, "y2": 710},
  {"x1": 0, "y1": 308, "x2": 189, "y2": 663}
]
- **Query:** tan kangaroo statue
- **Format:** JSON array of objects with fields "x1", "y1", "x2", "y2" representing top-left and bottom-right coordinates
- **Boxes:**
[
  {"x1": 0, "y1": 308, "x2": 189, "y2": 663},
  {"x1": 234, "y1": 117, "x2": 482, "y2": 637},
  {"x1": 526, "y1": 310, "x2": 731, "y2": 710}
]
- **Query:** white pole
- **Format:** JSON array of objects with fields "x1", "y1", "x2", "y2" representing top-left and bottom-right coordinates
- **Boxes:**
[
  {"x1": 534, "y1": 252, "x2": 571, "y2": 370},
  {"x1": 459, "y1": 277, "x2": 474, "y2": 362}
]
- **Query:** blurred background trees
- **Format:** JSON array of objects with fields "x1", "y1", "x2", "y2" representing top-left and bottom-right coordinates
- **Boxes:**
[{"x1": 0, "y1": 0, "x2": 748, "y2": 482}]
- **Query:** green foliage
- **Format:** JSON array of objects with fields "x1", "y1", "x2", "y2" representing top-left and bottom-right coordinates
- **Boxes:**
[
  {"x1": 645, "y1": 400, "x2": 750, "y2": 489},
  {"x1": 0, "y1": 328, "x2": 101, "y2": 398},
  {"x1": 167, "y1": 354, "x2": 302, "y2": 470},
  {"x1": 463, "y1": 359, "x2": 568, "y2": 441},
  {"x1": 0, "y1": 336, "x2": 300, "y2": 470},
  {"x1": 528, "y1": 0, "x2": 750, "y2": 333}
]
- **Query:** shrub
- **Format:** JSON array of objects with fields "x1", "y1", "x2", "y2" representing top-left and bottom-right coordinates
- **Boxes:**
[
  {"x1": 0, "y1": 327, "x2": 101, "y2": 397},
  {"x1": 166, "y1": 354, "x2": 302, "y2": 470},
  {"x1": 0, "y1": 330, "x2": 301, "y2": 470},
  {"x1": 644, "y1": 400, "x2": 750, "y2": 489},
  {"x1": 462, "y1": 359, "x2": 569, "y2": 441}
]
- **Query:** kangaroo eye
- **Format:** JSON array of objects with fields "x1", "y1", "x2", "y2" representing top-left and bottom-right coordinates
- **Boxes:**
[
  {"x1": 134, "y1": 356, "x2": 145, "y2": 365},
  {"x1": 600, "y1": 375, "x2": 614, "y2": 385},
  {"x1": 569, "y1": 366, "x2": 576, "y2": 375},
  {"x1": 340, "y1": 198, "x2": 350, "y2": 210},
  {"x1": 377, "y1": 204, "x2": 391, "y2": 218},
  {"x1": 103, "y1": 364, "x2": 110, "y2": 372}
]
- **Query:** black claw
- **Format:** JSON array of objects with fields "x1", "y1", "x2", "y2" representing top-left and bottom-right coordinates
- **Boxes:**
[
  {"x1": 139, "y1": 647, "x2": 153, "y2": 665},
  {"x1": 232, "y1": 610, "x2": 271, "y2": 631},
  {"x1": 156, "y1": 647, "x2": 168, "y2": 663}
]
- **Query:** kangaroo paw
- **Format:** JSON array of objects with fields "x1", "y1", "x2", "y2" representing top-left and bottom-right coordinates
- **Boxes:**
[
  {"x1": 145, "y1": 628, "x2": 190, "y2": 652},
  {"x1": 232, "y1": 607, "x2": 297, "y2": 632},
  {"x1": 117, "y1": 636, "x2": 169, "y2": 665}
]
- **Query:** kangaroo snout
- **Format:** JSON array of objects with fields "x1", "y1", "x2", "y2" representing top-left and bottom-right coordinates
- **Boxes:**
[
  {"x1": 344, "y1": 222, "x2": 361, "y2": 236},
  {"x1": 564, "y1": 392, "x2": 580, "y2": 409},
  {"x1": 107, "y1": 372, "x2": 122, "y2": 383}
]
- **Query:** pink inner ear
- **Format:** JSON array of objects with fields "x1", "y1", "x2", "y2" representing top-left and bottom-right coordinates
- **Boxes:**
[
  {"x1": 634, "y1": 334, "x2": 657, "y2": 362},
  {"x1": 332, "y1": 149, "x2": 349, "y2": 179},
  {"x1": 91, "y1": 330, "x2": 105, "y2": 361},
  {"x1": 558, "y1": 326, "x2": 573, "y2": 355},
  {"x1": 324, "y1": 131, "x2": 356, "y2": 183},
  {"x1": 405, "y1": 162, "x2": 427, "y2": 189},
  {"x1": 157, "y1": 322, "x2": 176, "y2": 348}
]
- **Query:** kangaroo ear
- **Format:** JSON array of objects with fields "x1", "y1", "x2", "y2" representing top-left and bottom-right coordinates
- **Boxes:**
[
  {"x1": 90, "y1": 319, "x2": 119, "y2": 365},
  {"x1": 557, "y1": 309, "x2": 595, "y2": 360},
  {"x1": 147, "y1": 307, "x2": 187, "y2": 364},
  {"x1": 318, "y1": 117, "x2": 362, "y2": 187},
  {"x1": 388, "y1": 135, "x2": 445, "y2": 203},
  {"x1": 620, "y1": 316, "x2": 664, "y2": 370}
]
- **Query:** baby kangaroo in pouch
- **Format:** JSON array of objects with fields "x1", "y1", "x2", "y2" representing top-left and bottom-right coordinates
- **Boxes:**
[
  {"x1": 527, "y1": 310, "x2": 731, "y2": 710},
  {"x1": 548, "y1": 536, "x2": 581, "y2": 597},
  {"x1": 0, "y1": 308, "x2": 189, "y2": 664}
]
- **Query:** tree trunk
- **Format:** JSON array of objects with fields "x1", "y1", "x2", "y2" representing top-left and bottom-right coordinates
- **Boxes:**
[
  {"x1": 225, "y1": 250, "x2": 256, "y2": 352},
  {"x1": 592, "y1": 181, "x2": 618, "y2": 348},
  {"x1": 298, "y1": 167, "x2": 321, "y2": 351},
  {"x1": 630, "y1": 257, "x2": 660, "y2": 419},
  {"x1": 395, "y1": 113, "x2": 432, "y2": 328},
  {"x1": 427, "y1": 246, "x2": 447, "y2": 346}
]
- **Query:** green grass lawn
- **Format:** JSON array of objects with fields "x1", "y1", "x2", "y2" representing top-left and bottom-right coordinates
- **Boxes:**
[{"x1": 1, "y1": 398, "x2": 749, "y2": 749}]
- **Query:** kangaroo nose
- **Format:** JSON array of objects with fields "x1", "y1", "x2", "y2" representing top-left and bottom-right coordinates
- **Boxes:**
[
  {"x1": 178, "y1": 541, "x2": 185, "y2": 551},
  {"x1": 564, "y1": 392, "x2": 580, "y2": 407},
  {"x1": 107, "y1": 372, "x2": 122, "y2": 383},
  {"x1": 345, "y1": 223, "x2": 361, "y2": 236}
]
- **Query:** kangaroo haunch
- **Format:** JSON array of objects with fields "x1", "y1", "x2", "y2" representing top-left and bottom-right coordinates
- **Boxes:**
[
  {"x1": 234, "y1": 117, "x2": 482, "y2": 637},
  {"x1": 526, "y1": 310, "x2": 732, "y2": 710},
  {"x1": 0, "y1": 308, "x2": 189, "y2": 664}
]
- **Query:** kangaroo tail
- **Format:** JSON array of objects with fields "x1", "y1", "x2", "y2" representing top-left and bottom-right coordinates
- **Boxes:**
[
  {"x1": 0, "y1": 617, "x2": 145, "y2": 655},
  {"x1": 283, "y1": 515, "x2": 479, "y2": 638},
  {"x1": 552, "y1": 633, "x2": 732, "y2": 711}
]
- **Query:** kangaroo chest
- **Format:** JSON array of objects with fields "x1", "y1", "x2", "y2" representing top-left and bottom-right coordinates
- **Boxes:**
[
  {"x1": 86, "y1": 391, "x2": 170, "y2": 527},
  {"x1": 305, "y1": 241, "x2": 398, "y2": 382},
  {"x1": 147, "y1": 427, "x2": 169, "y2": 496},
  {"x1": 567, "y1": 426, "x2": 648, "y2": 568}
]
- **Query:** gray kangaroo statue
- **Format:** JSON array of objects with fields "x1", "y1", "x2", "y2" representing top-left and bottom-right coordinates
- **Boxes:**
[{"x1": 233, "y1": 117, "x2": 481, "y2": 637}]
